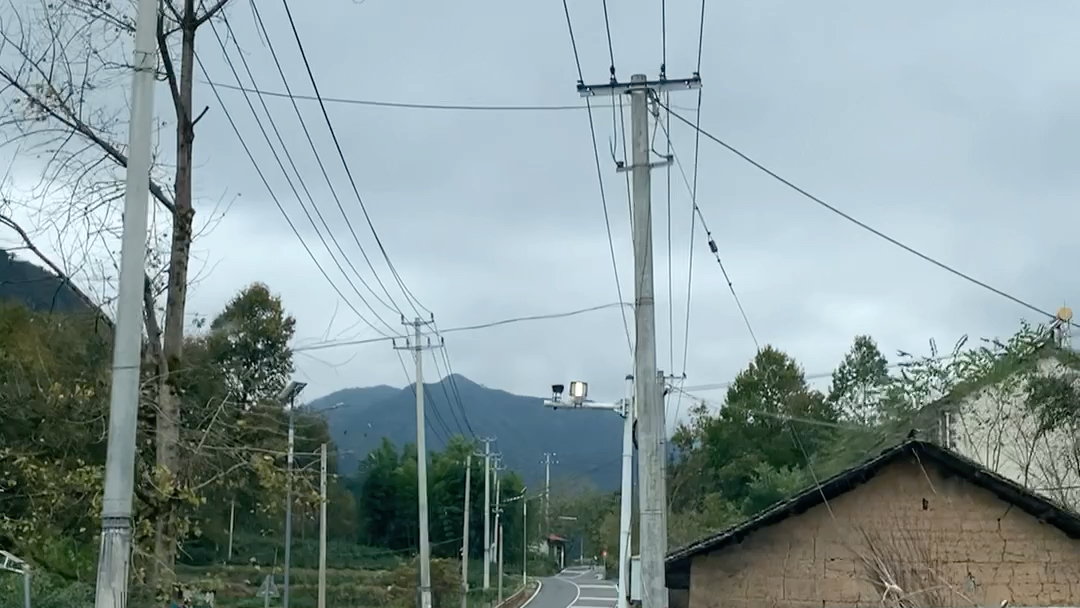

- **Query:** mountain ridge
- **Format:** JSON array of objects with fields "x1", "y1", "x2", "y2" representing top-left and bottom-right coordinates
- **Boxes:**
[{"x1": 308, "y1": 374, "x2": 624, "y2": 490}]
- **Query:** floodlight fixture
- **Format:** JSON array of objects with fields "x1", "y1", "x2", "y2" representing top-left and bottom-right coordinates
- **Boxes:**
[{"x1": 569, "y1": 380, "x2": 588, "y2": 405}]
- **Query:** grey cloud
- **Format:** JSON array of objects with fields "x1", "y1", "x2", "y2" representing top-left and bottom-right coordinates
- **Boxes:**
[{"x1": 171, "y1": 0, "x2": 1080, "y2": 432}]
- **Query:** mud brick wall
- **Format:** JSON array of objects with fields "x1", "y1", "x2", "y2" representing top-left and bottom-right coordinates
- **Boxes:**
[{"x1": 687, "y1": 458, "x2": 1080, "y2": 608}]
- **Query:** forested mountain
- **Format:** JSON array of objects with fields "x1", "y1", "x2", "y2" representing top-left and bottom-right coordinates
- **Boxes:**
[
  {"x1": 0, "y1": 249, "x2": 94, "y2": 314},
  {"x1": 310, "y1": 377, "x2": 625, "y2": 490}
]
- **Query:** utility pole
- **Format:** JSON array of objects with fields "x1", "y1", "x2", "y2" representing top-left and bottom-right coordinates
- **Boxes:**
[
  {"x1": 318, "y1": 443, "x2": 328, "y2": 608},
  {"x1": 541, "y1": 453, "x2": 556, "y2": 537},
  {"x1": 277, "y1": 381, "x2": 306, "y2": 608},
  {"x1": 493, "y1": 456, "x2": 505, "y2": 601},
  {"x1": 92, "y1": 0, "x2": 158, "y2": 602},
  {"x1": 618, "y1": 375, "x2": 634, "y2": 608},
  {"x1": 497, "y1": 524, "x2": 504, "y2": 604},
  {"x1": 522, "y1": 498, "x2": 528, "y2": 587},
  {"x1": 477, "y1": 438, "x2": 495, "y2": 590},
  {"x1": 577, "y1": 71, "x2": 701, "y2": 608},
  {"x1": 284, "y1": 399, "x2": 295, "y2": 608},
  {"x1": 394, "y1": 315, "x2": 440, "y2": 608},
  {"x1": 227, "y1": 499, "x2": 235, "y2": 562},
  {"x1": 460, "y1": 455, "x2": 472, "y2": 608}
]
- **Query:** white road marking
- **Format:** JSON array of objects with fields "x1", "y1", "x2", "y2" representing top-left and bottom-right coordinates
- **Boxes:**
[
  {"x1": 557, "y1": 567, "x2": 620, "y2": 608},
  {"x1": 519, "y1": 579, "x2": 543, "y2": 608}
]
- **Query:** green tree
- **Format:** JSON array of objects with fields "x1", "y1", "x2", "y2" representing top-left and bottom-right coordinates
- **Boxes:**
[
  {"x1": 205, "y1": 282, "x2": 296, "y2": 407},
  {"x1": 357, "y1": 438, "x2": 406, "y2": 548},
  {"x1": 827, "y1": 335, "x2": 892, "y2": 426},
  {"x1": 701, "y1": 346, "x2": 836, "y2": 502}
]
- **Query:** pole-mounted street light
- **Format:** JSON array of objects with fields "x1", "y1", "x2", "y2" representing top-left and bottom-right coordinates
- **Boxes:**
[
  {"x1": 276, "y1": 380, "x2": 307, "y2": 608},
  {"x1": 1, "y1": 550, "x2": 31, "y2": 608},
  {"x1": 544, "y1": 375, "x2": 635, "y2": 608}
]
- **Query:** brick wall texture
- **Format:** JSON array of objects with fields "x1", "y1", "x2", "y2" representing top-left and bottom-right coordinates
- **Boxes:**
[{"x1": 687, "y1": 456, "x2": 1080, "y2": 607}]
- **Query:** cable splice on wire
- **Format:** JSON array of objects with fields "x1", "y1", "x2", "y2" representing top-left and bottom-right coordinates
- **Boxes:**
[
  {"x1": 654, "y1": 100, "x2": 760, "y2": 354},
  {"x1": 659, "y1": 101, "x2": 1066, "y2": 326}
]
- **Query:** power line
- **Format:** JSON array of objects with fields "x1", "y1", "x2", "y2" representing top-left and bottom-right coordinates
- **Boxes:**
[
  {"x1": 656, "y1": 108, "x2": 760, "y2": 354},
  {"x1": 395, "y1": 349, "x2": 453, "y2": 444},
  {"x1": 202, "y1": 80, "x2": 697, "y2": 113},
  {"x1": 682, "y1": 353, "x2": 959, "y2": 392},
  {"x1": 193, "y1": 39, "x2": 389, "y2": 336},
  {"x1": 276, "y1": 0, "x2": 426, "y2": 317},
  {"x1": 241, "y1": 3, "x2": 402, "y2": 323},
  {"x1": 210, "y1": 13, "x2": 398, "y2": 337},
  {"x1": 430, "y1": 329, "x2": 477, "y2": 437},
  {"x1": 659, "y1": 102, "x2": 1064, "y2": 325},
  {"x1": 561, "y1": 0, "x2": 634, "y2": 357},
  {"x1": 673, "y1": 0, "x2": 709, "y2": 426},
  {"x1": 293, "y1": 302, "x2": 632, "y2": 353},
  {"x1": 428, "y1": 350, "x2": 469, "y2": 438}
]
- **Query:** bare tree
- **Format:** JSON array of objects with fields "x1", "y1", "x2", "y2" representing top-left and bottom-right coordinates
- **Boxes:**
[{"x1": 0, "y1": 0, "x2": 234, "y2": 588}]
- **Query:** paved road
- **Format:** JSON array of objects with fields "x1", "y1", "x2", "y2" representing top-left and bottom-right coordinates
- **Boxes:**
[{"x1": 526, "y1": 567, "x2": 618, "y2": 608}]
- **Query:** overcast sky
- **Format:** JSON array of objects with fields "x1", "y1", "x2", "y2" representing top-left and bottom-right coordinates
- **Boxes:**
[{"x1": 3, "y1": 0, "x2": 1080, "y2": 424}]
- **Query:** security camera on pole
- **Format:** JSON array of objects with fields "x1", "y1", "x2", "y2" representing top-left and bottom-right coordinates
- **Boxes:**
[
  {"x1": 576, "y1": 70, "x2": 701, "y2": 608},
  {"x1": 544, "y1": 376, "x2": 634, "y2": 608}
]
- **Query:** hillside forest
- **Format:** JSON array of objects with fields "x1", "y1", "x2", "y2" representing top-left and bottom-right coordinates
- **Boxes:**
[
  {"x1": 0, "y1": 269, "x2": 534, "y2": 608},
  {"x1": 4, "y1": 252, "x2": 1080, "y2": 607}
]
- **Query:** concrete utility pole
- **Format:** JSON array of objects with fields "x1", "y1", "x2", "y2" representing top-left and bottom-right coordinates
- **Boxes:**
[
  {"x1": 497, "y1": 489, "x2": 528, "y2": 602},
  {"x1": 522, "y1": 498, "x2": 528, "y2": 586},
  {"x1": 477, "y1": 438, "x2": 495, "y2": 590},
  {"x1": 577, "y1": 71, "x2": 701, "y2": 608},
  {"x1": 318, "y1": 443, "x2": 328, "y2": 608},
  {"x1": 496, "y1": 524, "x2": 504, "y2": 604},
  {"x1": 227, "y1": 499, "x2": 235, "y2": 562},
  {"x1": 541, "y1": 453, "x2": 556, "y2": 537},
  {"x1": 278, "y1": 381, "x2": 307, "y2": 608},
  {"x1": 460, "y1": 455, "x2": 472, "y2": 608},
  {"x1": 492, "y1": 456, "x2": 506, "y2": 601},
  {"x1": 493, "y1": 456, "x2": 504, "y2": 577},
  {"x1": 394, "y1": 316, "x2": 440, "y2": 608},
  {"x1": 543, "y1": 378, "x2": 634, "y2": 608},
  {"x1": 618, "y1": 375, "x2": 634, "y2": 608},
  {"x1": 92, "y1": 0, "x2": 158, "y2": 603}
]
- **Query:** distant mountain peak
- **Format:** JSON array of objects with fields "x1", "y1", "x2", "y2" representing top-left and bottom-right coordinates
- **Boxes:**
[{"x1": 310, "y1": 377, "x2": 624, "y2": 490}]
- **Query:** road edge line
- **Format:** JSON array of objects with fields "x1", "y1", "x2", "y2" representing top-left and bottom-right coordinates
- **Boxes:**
[{"x1": 519, "y1": 579, "x2": 544, "y2": 608}]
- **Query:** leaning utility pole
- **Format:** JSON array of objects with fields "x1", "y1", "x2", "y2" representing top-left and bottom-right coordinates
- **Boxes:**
[
  {"x1": 577, "y1": 71, "x2": 701, "y2": 608},
  {"x1": 394, "y1": 316, "x2": 440, "y2": 608},
  {"x1": 477, "y1": 438, "x2": 495, "y2": 590},
  {"x1": 460, "y1": 455, "x2": 472, "y2": 608},
  {"x1": 92, "y1": 0, "x2": 158, "y2": 603}
]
